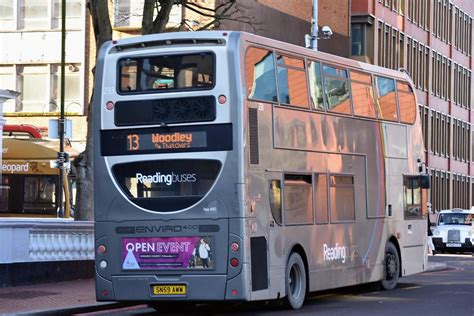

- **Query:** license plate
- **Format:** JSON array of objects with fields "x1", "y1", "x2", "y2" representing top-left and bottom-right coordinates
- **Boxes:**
[
  {"x1": 152, "y1": 285, "x2": 187, "y2": 296},
  {"x1": 446, "y1": 243, "x2": 462, "y2": 247}
]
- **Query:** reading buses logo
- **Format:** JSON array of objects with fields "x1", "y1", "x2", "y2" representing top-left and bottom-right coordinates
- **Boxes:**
[
  {"x1": 136, "y1": 172, "x2": 196, "y2": 186},
  {"x1": 323, "y1": 243, "x2": 347, "y2": 263}
]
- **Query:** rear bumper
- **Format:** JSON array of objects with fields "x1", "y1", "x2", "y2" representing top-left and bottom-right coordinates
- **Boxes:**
[{"x1": 96, "y1": 267, "x2": 248, "y2": 302}]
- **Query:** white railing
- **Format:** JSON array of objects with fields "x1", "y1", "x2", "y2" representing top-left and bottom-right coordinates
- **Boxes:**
[
  {"x1": 0, "y1": 219, "x2": 94, "y2": 263},
  {"x1": 29, "y1": 230, "x2": 94, "y2": 261}
]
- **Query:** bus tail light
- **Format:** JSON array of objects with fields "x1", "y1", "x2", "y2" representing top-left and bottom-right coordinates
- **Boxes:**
[
  {"x1": 218, "y1": 94, "x2": 227, "y2": 104},
  {"x1": 97, "y1": 244, "x2": 107, "y2": 254},
  {"x1": 230, "y1": 242, "x2": 239, "y2": 252},
  {"x1": 106, "y1": 101, "x2": 114, "y2": 110},
  {"x1": 230, "y1": 258, "x2": 239, "y2": 267}
]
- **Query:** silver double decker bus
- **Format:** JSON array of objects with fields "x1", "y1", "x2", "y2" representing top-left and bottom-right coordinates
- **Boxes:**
[{"x1": 93, "y1": 31, "x2": 430, "y2": 309}]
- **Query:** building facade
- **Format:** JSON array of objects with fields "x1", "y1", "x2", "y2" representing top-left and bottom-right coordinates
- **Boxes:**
[
  {"x1": 350, "y1": 0, "x2": 473, "y2": 211},
  {"x1": 0, "y1": 0, "x2": 88, "y2": 149}
]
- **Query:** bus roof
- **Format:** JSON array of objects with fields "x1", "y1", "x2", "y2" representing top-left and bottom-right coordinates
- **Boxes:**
[{"x1": 106, "y1": 31, "x2": 413, "y2": 85}]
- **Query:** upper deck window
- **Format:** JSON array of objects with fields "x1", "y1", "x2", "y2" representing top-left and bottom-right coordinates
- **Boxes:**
[
  {"x1": 246, "y1": 47, "x2": 277, "y2": 102},
  {"x1": 350, "y1": 71, "x2": 377, "y2": 118},
  {"x1": 323, "y1": 65, "x2": 351, "y2": 115},
  {"x1": 397, "y1": 81, "x2": 417, "y2": 124},
  {"x1": 118, "y1": 53, "x2": 214, "y2": 93},
  {"x1": 308, "y1": 61, "x2": 324, "y2": 111},
  {"x1": 276, "y1": 54, "x2": 309, "y2": 108},
  {"x1": 376, "y1": 76, "x2": 398, "y2": 121}
]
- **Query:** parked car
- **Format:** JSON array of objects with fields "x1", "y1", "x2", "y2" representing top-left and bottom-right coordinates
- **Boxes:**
[{"x1": 431, "y1": 208, "x2": 474, "y2": 254}]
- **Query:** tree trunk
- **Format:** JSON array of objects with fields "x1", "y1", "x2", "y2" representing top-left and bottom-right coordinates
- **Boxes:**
[{"x1": 142, "y1": 0, "x2": 155, "y2": 35}]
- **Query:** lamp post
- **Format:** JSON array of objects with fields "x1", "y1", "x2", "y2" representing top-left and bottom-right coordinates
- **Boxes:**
[{"x1": 58, "y1": 0, "x2": 66, "y2": 217}]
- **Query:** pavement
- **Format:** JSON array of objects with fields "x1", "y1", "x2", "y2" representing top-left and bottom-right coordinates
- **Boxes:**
[{"x1": 0, "y1": 260, "x2": 448, "y2": 316}]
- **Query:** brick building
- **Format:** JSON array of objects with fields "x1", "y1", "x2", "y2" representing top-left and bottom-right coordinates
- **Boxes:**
[{"x1": 350, "y1": 0, "x2": 473, "y2": 211}]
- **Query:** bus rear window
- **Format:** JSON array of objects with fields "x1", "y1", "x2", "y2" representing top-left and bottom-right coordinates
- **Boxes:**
[{"x1": 119, "y1": 53, "x2": 214, "y2": 93}]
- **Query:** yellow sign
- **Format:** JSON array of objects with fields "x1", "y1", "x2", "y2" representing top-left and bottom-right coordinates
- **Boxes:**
[{"x1": 152, "y1": 285, "x2": 187, "y2": 295}]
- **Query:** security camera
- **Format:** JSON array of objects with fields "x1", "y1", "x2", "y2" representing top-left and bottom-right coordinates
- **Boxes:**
[{"x1": 321, "y1": 26, "x2": 333, "y2": 38}]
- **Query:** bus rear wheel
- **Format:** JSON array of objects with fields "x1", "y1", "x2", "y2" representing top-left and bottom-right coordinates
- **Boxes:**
[
  {"x1": 284, "y1": 252, "x2": 306, "y2": 309},
  {"x1": 381, "y1": 242, "x2": 400, "y2": 290}
]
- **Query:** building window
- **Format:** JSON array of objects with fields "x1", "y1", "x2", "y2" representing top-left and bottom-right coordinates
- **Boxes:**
[
  {"x1": 2, "y1": 64, "x2": 83, "y2": 114},
  {"x1": 0, "y1": 0, "x2": 15, "y2": 28},
  {"x1": 23, "y1": 176, "x2": 57, "y2": 212},
  {"x1": 114, "y1": 0, "x2": 182, "y2": 29},
  {"x1": 52, "y1": 64, "x2": 81, "y2": 113},
  {"x1": 52, "y1": 0, "x2": 82, "y2": 29},
  {"x1": 18, "y1": 65, "x2": 48, "y2": 112},
  {"x1": 377, "y1": 21, "x2": 384, "y2": 66},
  {"x1": 1, "y1": 0, "x2": 84, "y2": 30},
  {"x1": 19, "y1": 0, "x2": 48, "y2": 29},
  {"x1": 0, "y1": 65, "x2": 16, "y2": 111},
  {"x1": 351, "y1": 24, "x2": 365, "y2": 56}
]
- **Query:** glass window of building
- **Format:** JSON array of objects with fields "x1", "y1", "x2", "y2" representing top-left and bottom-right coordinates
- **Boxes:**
[
  {"x1": 19, "y1": 0, "x2": 48, "y2": 29},
  {"x1": 53, "y1": 0, "x2": 82, "y2": 29},
  {"x1": 18, "y1": 65, "x2": 48, "y2": 112},
  {"x1": 52, "y1": 64, "x2": 81, "y2": 113}
]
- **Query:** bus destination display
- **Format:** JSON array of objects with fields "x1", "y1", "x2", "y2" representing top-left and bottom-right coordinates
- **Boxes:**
[{"x1": 126, "y1": 131, "x2": 207, "y2": 152}]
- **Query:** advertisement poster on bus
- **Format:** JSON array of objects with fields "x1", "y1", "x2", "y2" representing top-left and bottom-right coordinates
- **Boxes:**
[{"x1": 122, "y1": 237, "x2": 213, "y2": 270}]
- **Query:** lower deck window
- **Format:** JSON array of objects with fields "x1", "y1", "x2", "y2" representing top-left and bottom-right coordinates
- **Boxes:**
[
  {"x1": 269, "y1": 180, "x2": 282, "y2": 225},
  {"x1": 404, "y1": 176, "x2": 421, "y2": 219},
  {"x1": 314, "y1": 173, "x2": 329, "y2": 223},
  {"x1": 329, "y1": 175, "x2": 355, "y2": 222},
  {"x1": 284, "y1": 174, "x2": 313, "y2": 225}
]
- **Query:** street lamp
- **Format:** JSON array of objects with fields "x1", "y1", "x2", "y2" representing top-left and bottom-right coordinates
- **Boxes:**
[{"x1": 57, "y1": 0, "x2": 67, "y2": 217}]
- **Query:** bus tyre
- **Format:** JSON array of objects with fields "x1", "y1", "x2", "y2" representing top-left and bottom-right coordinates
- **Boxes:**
[
  {"x1": 381, "y1": 242, "x2": 400, "y2": 290},
  {"x1": 284, "y1": 252, "x2": 306, "y2": 310}
]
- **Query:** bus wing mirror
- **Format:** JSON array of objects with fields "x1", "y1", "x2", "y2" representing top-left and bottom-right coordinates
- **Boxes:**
[{"x1": 419, "y1": 174, "x2": 430, "y2": 189}]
